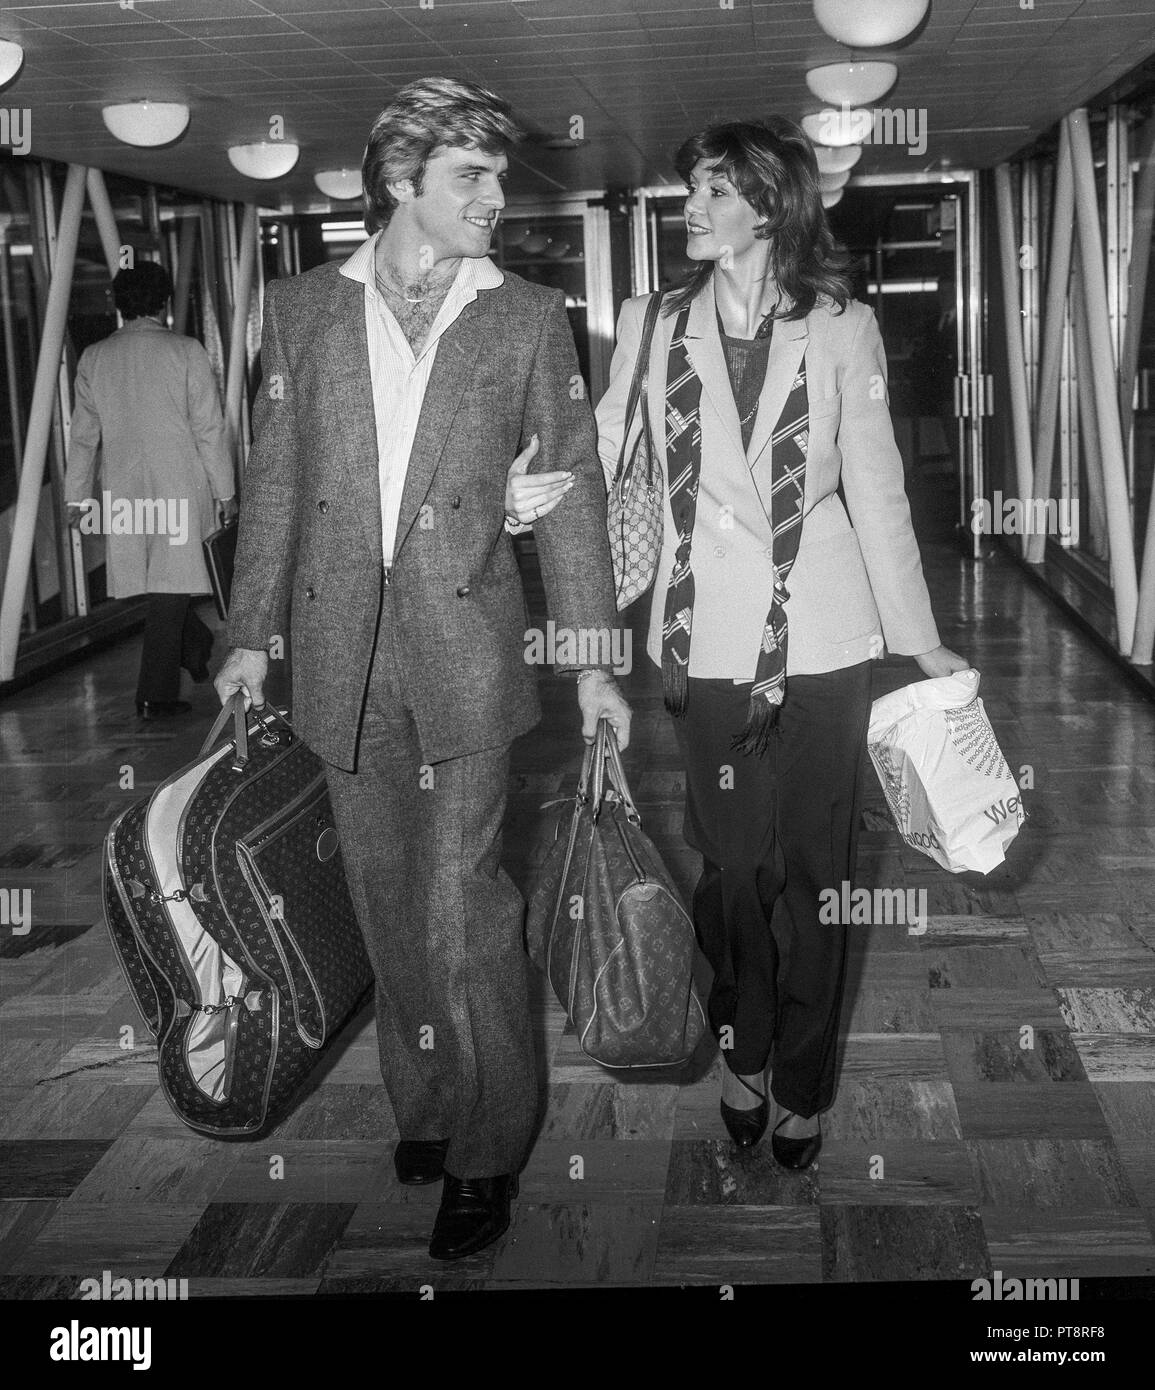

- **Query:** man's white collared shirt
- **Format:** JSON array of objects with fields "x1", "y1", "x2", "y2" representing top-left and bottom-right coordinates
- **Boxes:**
[{"x1": 339, "y1": 233, "x2": 504, "y2": 567}]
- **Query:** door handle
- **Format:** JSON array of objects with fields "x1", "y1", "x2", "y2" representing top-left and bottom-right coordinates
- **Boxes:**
[{"x1": 978, "y1": 374, "x2": 995, "y2": 417}]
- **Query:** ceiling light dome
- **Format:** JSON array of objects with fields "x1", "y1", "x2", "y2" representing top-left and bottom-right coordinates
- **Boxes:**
[
  {"x1": 228, "y1": 142, "x2": 300, "y2": 180},
  {"x1": 819, "y1": 169, "x2": 851, "y2": 192},
  {"x1": 0, "y1": 39, "x2": 24, "y2": 87},
  {"x1": 314, "y1": 168, "x2": 362, "y2": 200},
  {"x1": 813, "y1": 0, "x2": 929, "y2": 48},
  {"x1": 801, "y1": 108, "x2": 872, "y2": 148},
  {"x1": 102, "y1": 101, "x2": 190, "y2": 147},
  {"x1": 807, "y1": 61, "x2": 897, "y2": 106},
  {"x1": 822, "y1": 189, "x2": 844, "y2": 210},
  {"x1": 812, "y1": 144, "x2": 862, "y2": 174}
]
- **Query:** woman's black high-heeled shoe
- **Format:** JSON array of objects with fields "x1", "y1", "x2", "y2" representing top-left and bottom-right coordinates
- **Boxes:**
[
  {"x1": 719, "y1": 1073, "x2": 769, "y2": 1149},
  {"x1": 771, "y1": 1112, "x2": 821, "y2": 1170}
]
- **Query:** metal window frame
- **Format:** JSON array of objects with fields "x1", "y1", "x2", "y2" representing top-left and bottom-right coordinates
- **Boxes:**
[
  {"x1": 1021, "y1": 160, "x2": 1041, "y2": 415},
  {"x1": 40, "y1": 164, "x2": 86, "y2": 621},
  {"x1": 1058, "y1": 289, "x2": 1080, "y2": 549},
  {"x1": 500, "y1": 193, "x2": 615, "y2": 400},
  {"x1": 1106, "y1": 103, "x2": 1131, "y2": 412}
]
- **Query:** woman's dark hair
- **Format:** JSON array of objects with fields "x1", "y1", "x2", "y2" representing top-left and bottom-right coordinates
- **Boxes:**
[
  {"x1": 362, "y1": 77, "x2": 521, "y2": 233},
  {"x1": 113, "y1": 262, "x2": 173, "y2": 320},
  {"x1": 666, "y1": 116, "x2": 853, "y2": 320}
]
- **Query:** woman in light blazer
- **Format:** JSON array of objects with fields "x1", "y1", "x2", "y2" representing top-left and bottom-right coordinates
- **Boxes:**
[{"x1": 511, "y1": 116, "x2": 968, "y2": 1167}]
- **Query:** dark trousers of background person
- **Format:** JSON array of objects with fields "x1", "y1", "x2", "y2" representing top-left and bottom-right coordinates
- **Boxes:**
[
  {"x1": 324, "y1": 585, "x2": 538, "y2": 1179},
  {"x1": 672, "y1": 662, "x2": 873, "y2": 1119},
  {"x1": 135, "y1": 594, "x2": 214, "y2": 705}
]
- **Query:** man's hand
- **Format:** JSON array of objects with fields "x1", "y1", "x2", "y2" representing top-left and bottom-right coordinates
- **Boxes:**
[
  {"x1": 217, "y1": 496, "x2": 239, "y2": 526},
  {"x1": 66, "y1": 502, "x2": 86, "y2": 530},
  {"x1": 914, "y1": 644, "x2": 975, "y2": 687},
  {"x1": 576, "y1": 669, "x2": 631, "y2": 750},
  {"x1": 505, "y1": 433, "x2": 572, "y2": 526},
  {"x1": 214, "y1": 646, "x2": 269, "y2": 710}
]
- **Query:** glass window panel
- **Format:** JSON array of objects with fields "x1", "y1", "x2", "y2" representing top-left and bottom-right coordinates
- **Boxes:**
[
  {"x1": 494, "y1": 213, "x2": 589, "y2": 389},
  {"x1": 0, "y1": 156, "x2": 60, "y2": 631},
  {"x1": 1132, "y1": 141, "x2": 1155, "y2": 562}
]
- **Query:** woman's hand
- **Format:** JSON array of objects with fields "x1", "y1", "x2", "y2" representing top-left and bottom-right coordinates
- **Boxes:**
[
  {"x1": 914, "y1": 644, "x2": 975, "y2": 687},
  {"x1": 505, "y1": 434, "x2": 573, "y2": 526}
]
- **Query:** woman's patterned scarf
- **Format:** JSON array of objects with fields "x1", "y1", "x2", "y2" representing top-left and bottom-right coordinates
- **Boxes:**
[{"x1": 661, "y1": 302, "x2": 809, "y2": 755}]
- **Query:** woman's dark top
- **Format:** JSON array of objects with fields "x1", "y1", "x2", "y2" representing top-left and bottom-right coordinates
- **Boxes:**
[{"x1": 717, "y1": 310, "x2": 774, "y2": 453}]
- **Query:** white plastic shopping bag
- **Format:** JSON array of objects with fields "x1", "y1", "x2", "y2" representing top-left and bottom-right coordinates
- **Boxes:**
[{"x1": 867, "y1": 670, "x2": 1025, "y2": 875}]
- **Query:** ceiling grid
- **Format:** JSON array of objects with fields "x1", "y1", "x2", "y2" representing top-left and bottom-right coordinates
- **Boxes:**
[{"x1": 0, "y1": 0, "x2": 1151, "y2": 203}]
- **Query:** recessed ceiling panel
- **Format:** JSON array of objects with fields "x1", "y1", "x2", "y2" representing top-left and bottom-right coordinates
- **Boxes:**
[{"x1": 0, "y1": 0, "x2": 1150, "y2": 204}]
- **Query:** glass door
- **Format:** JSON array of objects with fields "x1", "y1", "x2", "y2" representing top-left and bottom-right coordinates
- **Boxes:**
[
  {"x1": 493, "y1": 208, "x2": 590, "y2": 387},
  {"x1": 835, "y1": 180, "x2": 976, "y2": 548},
  {"x1": 493, "y1": 198, "x2": 617, "y2": 402}
]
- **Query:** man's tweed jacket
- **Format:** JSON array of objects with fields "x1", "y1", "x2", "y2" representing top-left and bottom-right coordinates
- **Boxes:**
[{"x1": 227, "y1": 260, "x2": 617, "y2": 770}]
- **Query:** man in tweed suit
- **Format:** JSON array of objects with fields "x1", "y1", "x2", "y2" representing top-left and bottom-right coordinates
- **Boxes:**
[{"x1": 216, "y1": 78, "x2": 631, "y2": 1259}]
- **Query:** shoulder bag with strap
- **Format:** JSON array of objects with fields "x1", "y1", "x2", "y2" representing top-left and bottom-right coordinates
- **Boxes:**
[{"x1": 607, "y1": 292, "x2": 664, "y2": 611}]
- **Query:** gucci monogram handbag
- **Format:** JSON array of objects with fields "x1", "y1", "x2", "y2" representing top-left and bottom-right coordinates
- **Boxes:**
[
  {"x1": 526, "y1": 719, "x2": 707, "y2": 1069},
  {"x1": 103, "y1": 695, "x2": 372, "y2": 1135},
  {"x1": 607, "y1": 292, "x2": 664, "y2": 611}
]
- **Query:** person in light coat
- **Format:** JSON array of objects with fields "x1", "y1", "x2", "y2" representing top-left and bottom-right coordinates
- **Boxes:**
[
  {"x1": 65, "y1": 262, "x2": 237, "y2": 717},
  {"x1": 511, "y1": 117, "x2": 969, "y2": 1170}
]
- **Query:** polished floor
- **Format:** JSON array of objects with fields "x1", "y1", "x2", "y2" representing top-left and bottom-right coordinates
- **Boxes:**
[{"x1": 2, "y1": 501, "x2": 1155, "y2": 1294}]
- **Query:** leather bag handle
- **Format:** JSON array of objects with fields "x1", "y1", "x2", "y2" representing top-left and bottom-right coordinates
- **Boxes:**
[
  {"x1": 570, "y1": 720, "x2": 640, "y2": 825},
  {"x1": 199, "y1": 694, "x2": 291, "y2": 772},
  {"x1": 575, "y1": 730, "x2": 596, "y2": 803},
  {"x1": 597, "y1": 718, "x2": 642, "y2": 825},
  {"x1": 200, "y1": 692, "x2": 249, "y2": 767},
  {"x1": 613, "y1": 292, "x2": 663, "y2": 490},
  {"x1": 572, "y1": 721, "x2": 611, "y2": 822},
  {"x1": 592, "y1": 718, "x2": 609, "y2": 816}
]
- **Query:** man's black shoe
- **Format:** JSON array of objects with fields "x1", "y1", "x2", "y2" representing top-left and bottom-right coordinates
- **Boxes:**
[
  {"x1": 136, "y1": 700, "x2": 192, "y2": 719},
  {"x1": 428, "y1": 1173, "x2": 519, "y2": 1261},
  {"x1": 394, "y1": 1138, "x2": 450, "y2": 1186}
]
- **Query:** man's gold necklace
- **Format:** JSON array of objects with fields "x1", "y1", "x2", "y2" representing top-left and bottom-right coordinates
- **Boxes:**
[{"x1": 375, "y1": 263, "x2": 453, "y2": 305}]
